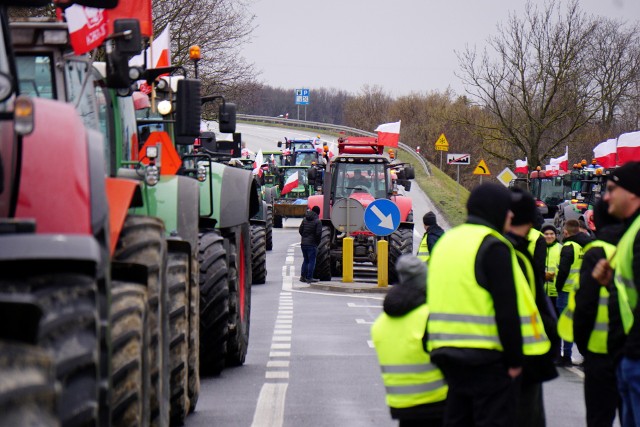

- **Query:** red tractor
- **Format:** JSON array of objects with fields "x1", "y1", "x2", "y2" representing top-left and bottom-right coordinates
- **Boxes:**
[{"x1": 307, "y1": 137, "x2": 415, "y2": 283}]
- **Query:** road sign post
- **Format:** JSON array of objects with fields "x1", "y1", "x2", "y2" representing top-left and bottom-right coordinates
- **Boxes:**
[
  {"x1": 446, "y1": 153, "x2": 471, "y2": 184},
  {"x1": 434, "y1": 133, "x2": 449, "y2": 170},
  {"x1": 473, "y1": 159, "x2": 491, "y2": 184},
  {"x1": 295, "y1": 88, "x2": 310, "y2": 120}
]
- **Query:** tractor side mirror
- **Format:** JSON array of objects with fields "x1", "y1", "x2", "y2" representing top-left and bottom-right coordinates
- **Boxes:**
[
  {"x1": 106, "y1": 19, "x2": 142, "y2": 89},
  {"x1": 219, "y1": 102, "x2": 237, "y2": 134},
  {"x1": 277, "y1": 141, "x2": 282, "y2": 148},
  {"x1": 175, "y1": 79, "x2": 202, "y2": 145}
]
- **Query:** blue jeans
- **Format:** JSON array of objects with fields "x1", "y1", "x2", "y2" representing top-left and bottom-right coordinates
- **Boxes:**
[
  {"x1": 300, "y1": 245, "x2": 317, "y2": 280},
  {"x1": 618, "y1": 357, "x2": 640, "y2": 427},
  {"x1": 556, "y1": 291, "x2": 572, "y2": 358}
]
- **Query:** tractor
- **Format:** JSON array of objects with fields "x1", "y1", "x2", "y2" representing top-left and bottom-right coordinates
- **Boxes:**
[{"x1": 307, "y1": 137, "x2": 415, "y2": 283}]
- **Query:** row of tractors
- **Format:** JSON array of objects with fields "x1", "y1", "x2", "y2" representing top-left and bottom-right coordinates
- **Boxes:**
[{"x1": 0, "y1": 3, "x2": 269, "y2": 427}]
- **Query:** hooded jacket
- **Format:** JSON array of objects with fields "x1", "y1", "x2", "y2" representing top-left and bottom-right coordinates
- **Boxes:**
[{"x1": 299, "y1": 209, "x2": 322, "y2": 246}]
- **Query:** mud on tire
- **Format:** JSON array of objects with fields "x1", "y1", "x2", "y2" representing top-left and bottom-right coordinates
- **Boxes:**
[
  {"x1": 388, "y1": 228, "x2": 414, "y2": 284},
  {"x1": 314, "y1": 225, "x2": 332, "y2": 281},
  {"x1": 226, "y1": 225, "x2": 252, "y2": 367},
  {"x1": 250, "y1": 224, "x2": 267, "y2": 285}
]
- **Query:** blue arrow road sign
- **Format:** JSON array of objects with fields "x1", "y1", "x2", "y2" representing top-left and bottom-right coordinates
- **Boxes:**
[{"x1": 364, "y1": 199, "x2": 401, "y2": 236}]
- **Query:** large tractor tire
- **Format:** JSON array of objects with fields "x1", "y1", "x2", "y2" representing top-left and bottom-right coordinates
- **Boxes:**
[
  {"x1": 114, "y1": 215, "x2": 169, "y2": 427},
  {"x1": 250, "y1": 224, "x2": 268, "y2": 285},
  {"x1": 109, "y1": 282, "x2": 147, "y2": 427},
  {"x1": 187, "y1": 253, "x2": 200, "y2": 413},
  {"x1": 0, "y1": 272, "x2": 100, "y2": 427},
  {"x1": 388, "y1": 228, "x2": 414, "y2": 284},
  {"x1": 226, "y1": 226, "x2": 252, "y2": 367},
  {"x1": 265, "y1": 205, "x2": 274, "y2": 251},
  {"x1": 314, "y1": 225, "x2": 332, "y2": 281},
  {"x1": 198, "y1": 231, "x2": 229, "y2": 376},
  {"x1": 273, "y1": 214, "x2": 283, "y2": 229},
  {"x1": 0, "y1": 342, "x2": 58, "y2": 427},
  {"x1": 167, "y1": 253, "x2": 189, "y2": 425}
]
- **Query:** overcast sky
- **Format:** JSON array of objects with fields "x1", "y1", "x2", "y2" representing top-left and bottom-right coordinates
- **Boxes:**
[{"x1": 241, "y1": 0, "x2": 640, "y2": 98}]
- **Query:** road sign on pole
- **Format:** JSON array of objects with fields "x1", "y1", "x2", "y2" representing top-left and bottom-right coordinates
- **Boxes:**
[
  {"x1": 295, "y1": 88, "x2": 310, "y2": 105},
  {"x1": 473, "y1": 159, "x2": 491, "y2": 175},
  {"x1": 435, "y1": 133, "x2": 449, "y2": 151},
  {"x1": 446, "y1": 153, "x2": 470, "y2": 165},
  {"x1": 364, "y1": 199, "x2": 401, "y2": 236},
  {"x1": 497, "y1": 167, "x2": 518, "y2": 187}
]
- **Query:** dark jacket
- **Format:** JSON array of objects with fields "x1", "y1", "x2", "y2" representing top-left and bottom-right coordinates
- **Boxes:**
[
  {"x1": 556, "y1": 232, "x2": 594, "y2": 293},
  {"x1": 426, "y1": 224, "x2": 445, "y2": 253},
  {"x1": 299, "y1": 209, "x2": 322, "y2": 246}
]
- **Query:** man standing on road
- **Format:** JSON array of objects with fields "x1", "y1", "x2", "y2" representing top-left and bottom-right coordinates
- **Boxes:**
[
  {"x1": 427, "y1": 183, "x2": 549, "y2": 427},
  {"x1": 299, "y1": 205, "x2": 322, "y2": 283},
  {"x1": 542, "y1": 224, "x2": 562, "y2": 312},
  {"x1": 417, "y1": 212, "x2": 445, "y2": 262},
  {"x1": 592, "y1": 162, "x2": 640, "y2": 427}
]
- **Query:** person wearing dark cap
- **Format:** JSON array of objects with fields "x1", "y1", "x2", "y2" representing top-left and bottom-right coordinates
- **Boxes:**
[
  {"x1": 371, "y1": 255, "x2": 447, "y2": 427},
  {"x1": 417, "y1": 212, "x2": 445, "y2": 262},
  {"x1": 592, "y1": 161, "x2": 640, "y2": 427},
  {"x1": 506, "y1": 188, "x2": 558, "y2": 427},
  {"x1": 299, "y1": 205, "x2": 322, "y2": 283},
  {"x1": 572, "y1": 200, "x2": 623, "y2": 427},
  {"x1": 541, "y1": 224, "x2": 562, "y2": 312},
  {"x1": 426, "y1": 183, "x2": 550, "y2": 427}
]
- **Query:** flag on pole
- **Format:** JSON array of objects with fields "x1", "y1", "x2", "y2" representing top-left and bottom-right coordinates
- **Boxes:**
[
  {"x1": 617, "y1": 131, "x2": 640, "y2": 166},
  {"x1": 550, "y1": 147, "x2": 569, "y2": 172},
  {"x1": 65, "y1": 5, "x2": 109, "y2": 54},
  {"x1": 281, "y1": 171, "x2": 299, "y2": 195},
  {"x1": 129, "y1": 25, "x2": 171, "y2": 69},
  {"x1": 253, "y1": 149, "x2": 264, "y2": 177},
  {"x1": 270, "y1": 154, "x2": 275, "y2": 164},
  {"x1": 515, "y1": 158, "x2": 528, "y2": 174},
  {"x1": 108, "y1": 0, "x2": 153, "y2": 37},
  {"x1": 374, "y1": 121, "x2": 401, "y2": 147},
  {"x1": 593, "y1": 139, "x2": 617, "y2": 168}
]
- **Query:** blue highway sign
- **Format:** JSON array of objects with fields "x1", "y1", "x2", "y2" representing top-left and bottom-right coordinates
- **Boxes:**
[
  {"x1": 364, "y1": 199, "x2": 401, "y2": 236},
  {"x1": 295, "y1": 88, "x2": 310, "y2": 105}
]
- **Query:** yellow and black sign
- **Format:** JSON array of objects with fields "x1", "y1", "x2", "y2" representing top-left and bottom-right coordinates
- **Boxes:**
[
  {"x1": 473, "y1": 159, "x2": 491, "y2": 175},
  {"x1": 435, "y1": 133, "x2": 449, "y2": 151}
]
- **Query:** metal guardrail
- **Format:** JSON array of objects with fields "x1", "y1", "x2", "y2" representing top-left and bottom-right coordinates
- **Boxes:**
[{"x1": 237, "y1": 114, "x2": 431, "y2": 176}]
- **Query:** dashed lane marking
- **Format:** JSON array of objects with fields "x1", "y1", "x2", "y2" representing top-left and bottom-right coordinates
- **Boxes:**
[
  {"x1": 356, "y1": 318, "x2": 374, "y2": 325},
  {"x1": 347, "y1": 302, "x2": 383, "y2": 308},
  {"x1": 251, "y1": 383, "x2": 288, "y2": 427}
]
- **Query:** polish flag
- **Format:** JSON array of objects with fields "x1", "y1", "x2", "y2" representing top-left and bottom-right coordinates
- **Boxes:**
[
  {"x1": 375, "y1": 121, "x2": 401, "y2": 147},
  {"x1": 281, "y1": 171, "x2": 299, "y2": 195},
  {"x1": 65, "y1": 5, "x2": 109, "y2": 55},
  {"x1": 617, "y1": 131, "x2": 640, "y2": 166},
  {"x1": 515, "y1": 158, "x2": 528, "y2": 174},
  {"x1": 270, "y1": 154, "x2": 275, "y2": 163},
  {"x1": 550, "y1": 147, "x2": 569, "y2": 172},
  {"x1": 130, "y1": 25, "x2": 171, "y2": 69},
  {"x1": 593, "y1": 139, "x2": 617, "y2": 168},
  {"x1": 253, "y1": 149, "x2": 264, "y2": 177},
  {"x1": 108, "y1": 0, "x2": 153, "y2": 37}
]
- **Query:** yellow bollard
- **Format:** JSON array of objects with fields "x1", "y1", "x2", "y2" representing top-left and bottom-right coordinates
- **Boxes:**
[
  {"x1": 377, "y1": 239, "x2": 388, "y2": 287},
  {"x1": 342, "y1": 237, "x2": 354, "y2": 283}
]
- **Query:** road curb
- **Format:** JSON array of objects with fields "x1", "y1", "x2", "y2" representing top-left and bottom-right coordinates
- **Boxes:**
[{"x1": 306, "y1": 281, "x2": 390, "y2": 294}]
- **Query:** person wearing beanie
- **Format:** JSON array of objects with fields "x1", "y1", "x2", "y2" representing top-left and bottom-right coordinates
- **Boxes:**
[
  {"x1": 541, "y1": 224, "x2": 562, "y2": 311},
  {"x1": 592, "y1": 161, "x2": 640, "y2": 427},
  {"x1": 298, "y1": 205, "x2": 322, "y2": 283},
  {"x1": 371, "y1": 255, "x2": 447, "y2": 427},
  {"x1": 417, "y1": 212, "x2": 445, "y2": 262},
  {"x1": 426, "y1": 183, "x2": 550, "y2": 427},
  {"x1": 573, "y1": 200, "x2": 623, "y2": 427},
  {"x1": 506, "y1": 188, "x2": 558, "y2": 427}
]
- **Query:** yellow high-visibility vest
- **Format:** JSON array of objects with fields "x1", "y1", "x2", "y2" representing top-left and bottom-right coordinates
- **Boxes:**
[
  {"x1": 614, "y1": 214, "x2": 640, "y2": 334},
  {"x1": 417, "y1": 234, "x2": 429, "y2": 262}
]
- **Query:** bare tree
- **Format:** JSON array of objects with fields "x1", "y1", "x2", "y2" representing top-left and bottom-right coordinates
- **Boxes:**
[{"x1": 343, "y1": 85, "x2": 392, "y2": 132}]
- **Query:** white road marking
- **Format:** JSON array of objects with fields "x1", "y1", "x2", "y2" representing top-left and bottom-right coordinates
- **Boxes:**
[
  {"x1": 271, "y1": 343, "x2": 291, "y2": 350},
  {"x1": 269, "y1": 351, "x2": 291, "y2": 358},
  {"x1": 348, "y1": 302, "x2": 383, "y2": 308},
  {"x1": 267, "y1": 360, "x2": 290, "y2": 368},
  {"x1": 272, "y1": 335, "x2": 292, "y2": 342},
  {"x1": 565, "y1": 366, "x2": 585, "y2": 379},
  {"x1": 278, "y1": 310, "x2": 293, "y2": 315},
  {"x1": 273, "y1": 329, "x2": 292, "y2": 334},
  {"x1": 291, "y1": 289, "x2": 385, "y2": 300},
  {"x1": 356, "y1": 318, "x2": 374, "y2": 325},
  {"x1": 251, "y1": 383, "x2": 288, "y2": 427},
  {"x1": 367, "y1": 340, "x2": 374, "y2": 348},
  {"x1": 285, "y1": 256, "x2": 294, "y2": 264},
  {"x1": 414, "y1": 229, "x2": 422, "y2": 240},
  {"x1": 266, "y1": 371, "x2": 290, "y2": 379}
]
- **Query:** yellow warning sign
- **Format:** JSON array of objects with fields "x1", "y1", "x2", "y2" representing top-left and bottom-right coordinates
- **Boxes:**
[
  {"x1": 473, "y1": 159, "x2": 491, "y2": 175},
  {"x1": 435, "y1": 133, "x2": 449, "y2": 151}
]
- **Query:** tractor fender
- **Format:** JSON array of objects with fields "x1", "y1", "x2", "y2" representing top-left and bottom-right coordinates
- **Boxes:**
[
  {"x1": 16, "y1": 99, "x2": 94, "y2": 235},
  {"x1": 391, "y1": 195, "x2": 413, "y2": 222},
  {"x1": 251, "y1": 200, "x2": 267, "y2": 223},
  {"x1": 86, "y1": 129, "x2": 109, "y2": 246},
  {"x1": 208, "y1": 162, "x2": 259, "y2": 229},
  {"x1": 307, "y1": 195, "x2": 324, "y2": 218},
  {"x1": 105, "y1": 177, "x2": 140, "y2": 256}
]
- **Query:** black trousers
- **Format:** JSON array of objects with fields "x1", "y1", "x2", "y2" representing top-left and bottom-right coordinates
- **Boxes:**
[
  {"x1": 516, "y1": 381, "x2": 546, "y2": 427},
  {"x1": 439, "y1": 362, "x2": 518, "y2": 427},
  {"x1": 584, "y1": 352, "x2": 620, "y2": 427}
]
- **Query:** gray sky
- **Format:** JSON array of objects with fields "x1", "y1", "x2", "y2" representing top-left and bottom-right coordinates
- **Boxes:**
[{"x1": 241, "y1": 0, "x2": 640, "y2": 97}]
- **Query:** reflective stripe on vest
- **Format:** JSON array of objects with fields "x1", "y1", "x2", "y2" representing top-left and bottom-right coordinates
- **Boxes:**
[
  {"x1": 417, "y1": 234, "x2": 429, "y2": 262},
  {"x1": 426, "y1": 224, "x2": 550, "y2": 356},
  {"x1": 371, "y1": 305, "x2": 448, "y2": 409},
  {"x1": 614, "y1": 214, "x2": 640, "y2": 334},
  {"x1": 562, "y1": 241, "x2": 584, "y2": 292},
  {"x1": 545, "y1": 242, "x2": 561, "y2": 297}
]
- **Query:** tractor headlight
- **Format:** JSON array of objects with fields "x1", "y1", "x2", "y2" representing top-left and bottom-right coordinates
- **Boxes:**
[
  {"x1": 197, "y1": 165, "x2": 207, "y2": 182},
  {"x1": 145, "y1": 164, "x2": 159, "y2": 186}
]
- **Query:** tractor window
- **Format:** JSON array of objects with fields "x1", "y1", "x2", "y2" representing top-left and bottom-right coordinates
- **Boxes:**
[
  {"x1": 283, "y1": 168, "x2": 307, "y2": 187},
  {"x1": 15, "y1": 54, "x2": 55, "y2": 99},
  {"x1": 93, "y1": 83, "x2": 111, "y2": 174},
  {"x1": 64, "y1": 58, "x2": 100, "y2": 132},
  {"x1": 118, "y1": 96, "x2": 140, "y2": 162},
  {"x1": 333, "y1": 163, "x2": 388, "y2": 199},
  {"x1": 295, "y1": 151, "x2": 316, "y2": 166}
]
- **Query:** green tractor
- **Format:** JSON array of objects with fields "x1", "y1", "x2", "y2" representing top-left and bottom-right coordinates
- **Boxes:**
[{"x1": 272, "y1": 165, "x2": 319, "y2": 228}]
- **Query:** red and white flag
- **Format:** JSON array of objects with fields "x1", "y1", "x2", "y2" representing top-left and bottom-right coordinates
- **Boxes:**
[
  {"x1": 550, "y1": 147, "x2": 569, "y2": 172},
  {"x1": 65, "y1": 5, "x2": 108, "y2": 55},
  {"x1": 515, "y1": 158, "x2": 528, "y2": 174},
  {"x1": 375, "y1": 121, "x2": 401, "y2": 147},
  {"x1": 252, "y1": 149, "x2": 264, "y2": 177},
  {"x1": 593, "y1": 139, "x2": 617, "y2": 168},
  {"x1": 107, "y1": 0, "x2": 153, "y2": 38},
  {"x1": 130, "y1": 25, "x2": 171, "y2": 69},
  {"x1": 270, "y1": 154, "x2": 275, "y2": 163},
  {"x1": 617, "y1": 131, "x2": 640, "y2": 166},
  {"x1": 281, "y1": 171, "x2": 299, "y2": 195}
]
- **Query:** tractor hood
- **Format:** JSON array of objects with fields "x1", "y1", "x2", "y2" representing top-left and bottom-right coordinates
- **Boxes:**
[{"x1": 349, "y1": 192, "x2": 375, "y2": 207}]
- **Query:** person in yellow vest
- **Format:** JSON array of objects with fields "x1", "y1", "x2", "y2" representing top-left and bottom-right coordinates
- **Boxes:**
[
  {"x1": 427, "y1": 183, "x2": 550, "y2": 427},
  {"x1": 555, "y1": 219, "x2": 593, "y2": 366},
  {"x1": 574, "y1": 200, "x2": 623, "y2": 427},
  {"x1": 417, "y1": 212, "x2": 445, "y2": 262},
  {"x1": 371, "y1": 255, "x2": 447, "y2": 427},
  {"x1": 541, "y1": 224, "x2": 561, "y2": 311},
  {"x1": 507, "y1": 188, "x2": 559, "y2": 427},
  {"x1": 592, "y1": 162, "x2": 640, "y2": 427}
]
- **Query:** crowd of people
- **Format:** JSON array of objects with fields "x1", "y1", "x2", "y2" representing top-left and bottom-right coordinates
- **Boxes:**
[{"x1": 371, "y1": 161, "x2": 640, "y2": 427}]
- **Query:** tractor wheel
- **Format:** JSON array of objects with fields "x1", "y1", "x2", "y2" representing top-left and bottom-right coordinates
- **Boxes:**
[
  {"x1": 226, "y1": 226, "x2": 252, "y2": 366},
  {"x1": 0, "y1": 272, "x2": 100, "y2": 427},
  {"x1": 198, "y1": 231, "x2": 229, "y2": 376},
  {"x1": 266, "y1": 205, "x2": 274, "y2": 250},
  {"x1": 389, "y1": 228, "x2": 414, "y2": 284},
  {"x1": 251, "y1": 224, "x2": 268, "y2": 285},
  {"x1": 167, "y1": 253, "x2": 189, "y2": 425},
  {"x1": 114, "y1": 215, "x2": 169, "y2": 427},
  {"x1": 0, "y1": 342, "x2": 58, "y2": 427},
  {"x1": 187, "y1": 253, "x2": 200, "y2": 413},
  {"x1": 314, "y1": 225, "x2": 332, "y2": 281},
  {"x1": 109, "y1": 282, "x2": 147, "y2": 427},
  {"x1": 273, "y1": 214, "x2": 283, "y2": 229}
]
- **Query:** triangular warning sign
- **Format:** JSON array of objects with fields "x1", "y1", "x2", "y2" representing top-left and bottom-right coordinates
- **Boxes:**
[
  {"x1": 434, "y1": 133, "x2": 449, "y2": 148},
  {"x1": 473, "y1": 159, "x2": 491, "y2": 175}
]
